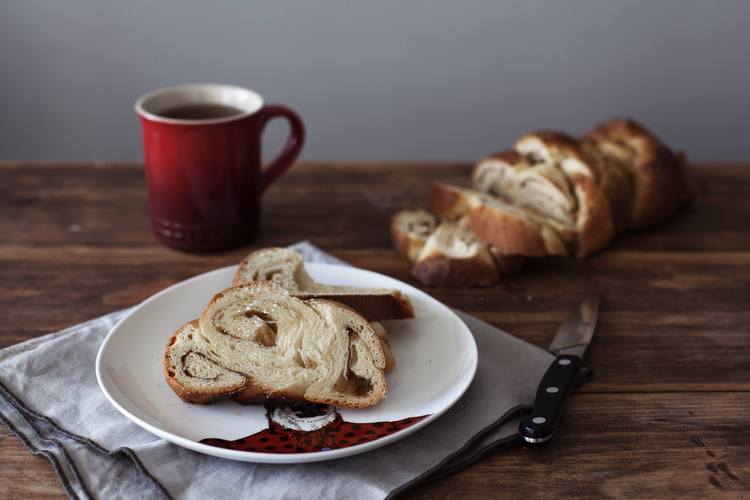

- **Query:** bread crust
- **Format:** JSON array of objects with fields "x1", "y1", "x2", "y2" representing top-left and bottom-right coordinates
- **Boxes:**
[
  {"x1": 516, "y1": 130, "x2": 588, "y2": 160},
  {"x1": 291, "y1": 293, "x2": 414, "y2": 324},
  {"x1": 568, "y1": 173, "x2": 616, "y2": 257},
  {"x1": 468, "y1": 203, "x2": 550, "y2": 257},
  {"x1": 370, "y1": 322, "x2": 396, "y2": 374},
  {"x1": 488, "y1": 246, "x2": 526, "y2": 275},
  {"x1": 629, "y1": 139, "x2": 691, "y2": 229},
  {"x1": 585, "y1": 117, "x2": 692, "y2": 230},
  {"x1": 411, "y1": 252, "x2": 499, "y2": 288},
  {"x1": 430, "y1": 183, "x2": 570, "y2": 257},
  {"x1": 428, "y1": 182, "x2": 473, "y2": 219},
  {"x1": 580, "y1": 137, "x2": 633, "y2": 234},
  {"x1": 479, "y1": 149, "x2": 525, "y2": 168}
]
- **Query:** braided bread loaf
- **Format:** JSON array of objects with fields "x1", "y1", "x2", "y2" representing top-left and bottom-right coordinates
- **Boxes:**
[
  {"x1": 164, "y1": 281, "x2": 389, "y2": 409},
  {"x1": 233, "y1": 247, "x2": 414, "y2": 322},
  {"x1": 391, "y1": 117, "x2": 692, "y2": 287}
]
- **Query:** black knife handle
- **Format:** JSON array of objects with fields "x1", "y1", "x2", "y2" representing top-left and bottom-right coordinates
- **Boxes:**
[{"x1": 519, "y1": 354, "x2": 581, "y2": 444}]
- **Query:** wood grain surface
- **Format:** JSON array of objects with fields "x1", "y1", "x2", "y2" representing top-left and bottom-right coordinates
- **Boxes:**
[{"x1": 0, "y1": 161, "x2": 748, "y2": 499}]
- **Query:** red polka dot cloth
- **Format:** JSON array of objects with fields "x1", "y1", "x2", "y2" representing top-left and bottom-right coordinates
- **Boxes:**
[{"x1": 201, "y1": 410, "x2": 430, "y2": 454}]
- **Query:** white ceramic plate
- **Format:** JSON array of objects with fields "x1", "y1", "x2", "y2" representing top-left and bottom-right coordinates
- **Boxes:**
[{"x1": 96, "y1": 263, "x2": 477, "y2": 463}]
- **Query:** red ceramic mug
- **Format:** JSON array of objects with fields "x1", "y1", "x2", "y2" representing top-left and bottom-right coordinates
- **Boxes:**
[{"x1": 135, "y1": 84, "x2": 304, "y2": 253}]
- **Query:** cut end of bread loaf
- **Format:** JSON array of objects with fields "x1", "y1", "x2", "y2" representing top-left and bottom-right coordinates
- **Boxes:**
[
  {"x1": 164, "y1": 282, "x2": 388, "y2": 409},
  {"x1": 390, "y1": 207, "x2": 527, "y2": 288},
  {"x1": 234, "y1": 247, "x2": 415, "y2": 322},
  {"x1": 411, "y1": 217, "x2": 500, "y2": 288},
  {"x1": 390, "y1": 208, "x2": 439, "y2": 263}
]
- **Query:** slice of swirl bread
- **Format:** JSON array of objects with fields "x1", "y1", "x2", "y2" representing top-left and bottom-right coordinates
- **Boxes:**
[
  {"x1": 390, "y1": 208, "x2": 525, "y2": 288},
  {"x1": 233, "y1": 248, "x2": 414, "y2": 322},
  {"x1": 411, "y1": 216, "x2": 500, "y2": 288},
  {"x1": 164, "y1": 281, "x2": 389, "y2": 408}
]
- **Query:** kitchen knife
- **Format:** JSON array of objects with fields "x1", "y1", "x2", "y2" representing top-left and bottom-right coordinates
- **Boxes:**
[{"x1": 519, "y1": 294, "x2": 600, "y2": 444}]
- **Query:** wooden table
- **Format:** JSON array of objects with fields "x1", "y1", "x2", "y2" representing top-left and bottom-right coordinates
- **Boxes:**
[{"x1": 1, "y1": 161, "x2": 748, "y2": 499}]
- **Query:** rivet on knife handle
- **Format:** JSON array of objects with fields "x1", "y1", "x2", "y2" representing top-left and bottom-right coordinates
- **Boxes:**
[{"x1": 519, "y1": 354, "x2": 581, "y2": 444}]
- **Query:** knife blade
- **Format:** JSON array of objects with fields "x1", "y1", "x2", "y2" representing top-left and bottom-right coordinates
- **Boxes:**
[{"x1": 519, "y1": 293, "x2": 600, "y2": 444}]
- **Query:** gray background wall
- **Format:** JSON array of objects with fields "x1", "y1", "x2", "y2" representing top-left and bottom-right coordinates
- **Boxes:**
[{"x1": 1, "y1": 1, "x2": 749, "y2": 163}]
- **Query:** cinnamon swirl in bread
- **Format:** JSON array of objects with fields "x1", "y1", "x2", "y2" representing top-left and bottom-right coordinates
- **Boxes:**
[{"x1": 390, "y1": 206, "x2": 525, "y2": 288}]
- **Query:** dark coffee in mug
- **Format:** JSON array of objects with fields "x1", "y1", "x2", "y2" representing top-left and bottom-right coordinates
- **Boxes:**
[{"x1": 158, "y1": 103, "x2": 244, "y2": 120}]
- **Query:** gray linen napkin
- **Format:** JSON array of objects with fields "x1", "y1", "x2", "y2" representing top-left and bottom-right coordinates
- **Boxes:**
[{"x1": 0, "y1": 241, "x2": 583, "y2": 500}]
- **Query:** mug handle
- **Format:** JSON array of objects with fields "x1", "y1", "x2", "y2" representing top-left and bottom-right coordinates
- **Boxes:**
[{"x1": 258, "y1": 104, "x2": 305, "y2": 193}]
